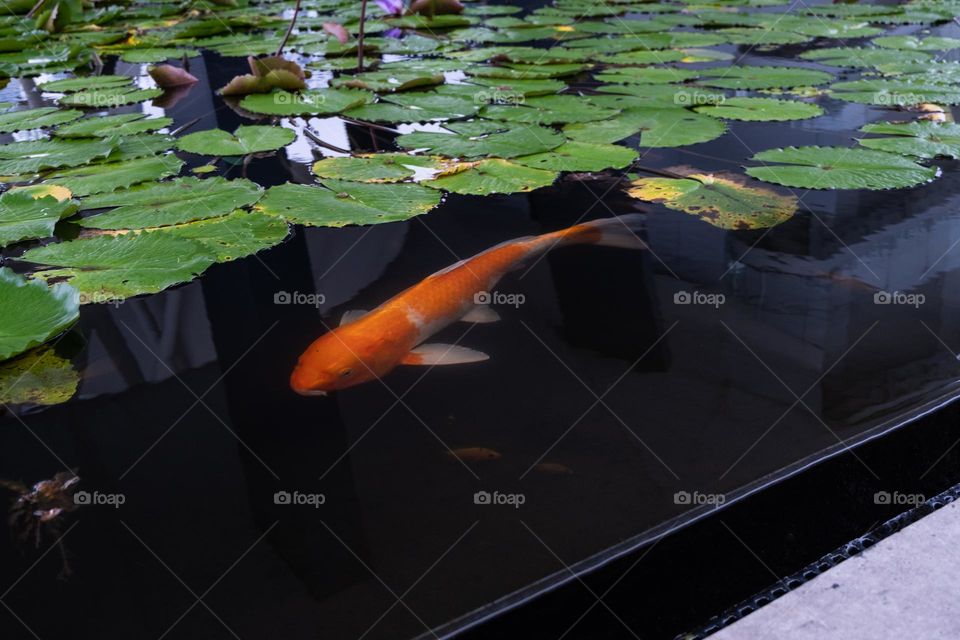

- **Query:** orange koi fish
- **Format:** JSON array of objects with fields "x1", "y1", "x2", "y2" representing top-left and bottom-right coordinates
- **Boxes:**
[{"x1": 290, "y1": 214, "x2": 646, "y2": 395}]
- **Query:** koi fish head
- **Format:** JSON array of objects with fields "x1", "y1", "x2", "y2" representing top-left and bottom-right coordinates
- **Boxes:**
[{"x1": 290, "y1": 330, "x2": 384, "y2": 395}]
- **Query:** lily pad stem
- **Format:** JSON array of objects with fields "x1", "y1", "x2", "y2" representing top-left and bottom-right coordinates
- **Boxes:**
[{"x1": 275, "y1": 0, "x2": 302, "y2": 56}]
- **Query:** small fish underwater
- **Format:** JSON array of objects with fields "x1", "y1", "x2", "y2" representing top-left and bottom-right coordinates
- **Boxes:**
[{"x1": 290, "y1": 214, "x2": 647, "y2": 395}]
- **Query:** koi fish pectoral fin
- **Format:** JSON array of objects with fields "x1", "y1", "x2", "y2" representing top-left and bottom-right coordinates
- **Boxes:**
[
  {"x1": 460, "y1": 305, "x2": 500, "y2": 324},
  {"x1": 401, "y1": 344, "x2": 490, "y2": 366},
  {"x1": 340, "y1": 309, "x2": 368, "y2": 325}
]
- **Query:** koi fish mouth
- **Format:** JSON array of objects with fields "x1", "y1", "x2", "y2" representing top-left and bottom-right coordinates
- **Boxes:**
[{"x1": 293, "y1": 387, "x2": 328, "y2": 397}]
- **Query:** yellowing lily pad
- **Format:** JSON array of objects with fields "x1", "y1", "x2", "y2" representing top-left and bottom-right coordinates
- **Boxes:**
[{"x1": 626, "y1": 170, "x2": 797, "y2": 230}]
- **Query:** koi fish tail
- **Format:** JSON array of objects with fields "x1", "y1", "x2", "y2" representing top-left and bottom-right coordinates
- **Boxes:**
[{"x1": 535, "y1": 214, "x2": 647, "y2": 252}]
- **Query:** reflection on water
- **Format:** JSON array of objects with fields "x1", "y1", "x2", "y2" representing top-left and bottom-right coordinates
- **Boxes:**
[{"x1": 4, "y1": 23, "x2": 960, "y2": 640}]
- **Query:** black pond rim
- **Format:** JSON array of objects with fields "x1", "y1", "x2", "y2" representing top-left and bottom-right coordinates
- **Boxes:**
[
  {"x1": 415, "y1": 381, "x2": 960, "y2": 640},
  {"x1": 680, "y1": 479, "x2": 960, "y2": 639}
]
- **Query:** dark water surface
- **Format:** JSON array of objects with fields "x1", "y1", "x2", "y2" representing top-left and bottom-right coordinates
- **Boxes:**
[{"x1": 5, "y1": 7, "x2": 960, "y2": 640}]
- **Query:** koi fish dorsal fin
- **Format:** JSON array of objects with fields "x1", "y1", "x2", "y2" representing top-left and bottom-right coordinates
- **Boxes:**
[
  {"x1": 340, "y1": 309, "x2": 368, "y2": 325},
  {"x1": 401, "y1": 344, "x2": 490, "y2": 366},
  {"x1": 460, "y1": 305, "x2": 500, "y2": 324}
]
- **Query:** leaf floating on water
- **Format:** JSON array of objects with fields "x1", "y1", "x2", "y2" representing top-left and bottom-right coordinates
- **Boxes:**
[
  {"x1": 830, "y1": 80, "x2": 960, "y2": 106},
  {"x1": 331, "y1": 70, "x2": 445, "y2": 93},
  {"x1": 0, "y1": 138, "x2": 115, "y2": 175},
  {"x1": 18, "y1": 233, "x2": 218, "y2": 303},
  {"x1": 238, "y1": 88, "x2": 374, "y2": 116},
  {"x1": 176, "y1": 125, "x2": 295, "y2": 156},
  {"x1": 38, "y1": 75, "x2": 132, "y2": 93},
  {"x1": 256, "y1": 181, "x2": 441, "y2": 227},
  {"x1": 424, "y1": 159, "x2": 558, "y2": 195},
  {"x1": 312, "y1": 153, "x2": 450, "y2": 183},
  {"x1": 0, "y1": 188, "x2": 78, "y2": 248},
  {"x1": 396, "y1": 123, "x2": 564, "y2": 158},
  {"x1": 480, "y1": 94, "x2": 620, "y2": 125},
  {"x1": 0, "y1": 345, "x2": 78, "y2": 406},
  {"x1": 858, "y1": 121, "x2": 960, "y2": 159},
  {"x1": 78, "y1": 177, "x2": 263, "y2": 229},
  {"x1": 0, "y1": 268, "x2": 78, "y2": 361},
  {"x1": 45, "y1": 155, "x2": 184, "y2": 197},
  {"x1": 155, "y1": 210, "x2": 289, "y2": 263},
  {"x1": 59, "y1": 86, "x2": 163, "y2": 108},
  {"x1": 566, "y1": 108, "x2": 726, "y2": 148},
  {"x1": 745, "y1": 146, "x2": 939, "y2": 190},
  {"x1": 694, "y1": 97, "x2": 823, "y2": 122},
  {"x1": 697, "y1": 66, "x2": 833, "y2": 90},
  {"x1": 53, "y1": 113, "x2": 173, "y2": 138},
  {"x1": 626, "y1": 170, "x2": 797, "y2": 230},
  {"x1": 0, "y1": 106, "x2": 82, "y2": 134},
  {"x1": 799, "y1": 46, "x2": 931, "y2": 69},
  {"x1": 872, "y1": 36, "x2": 960, "y2": 52},
  {"x1": 513, "y1": 141, "x2": 637, "y2": 172}
]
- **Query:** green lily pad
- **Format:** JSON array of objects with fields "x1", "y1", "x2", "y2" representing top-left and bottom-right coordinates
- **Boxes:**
[
  {"x1": 156, "y1": 210, "x2": 289, "y2": 262},
  {"x1": 694, "y1": 97, "x2": 823, "y2": 122},
  {"x1": 176, "y1": 125, "x2": 295, "y2": 156},
  {"x1": 119, "y1": 47, "x2": 200, "y2": 63},
  {"x1": 746, "y1": 146, "x2": 939, "y2": 190},
  {"x1": 45, "y1": 155, "x2": 184, "y2": 197},
  {"x1": 799, "y1": 47, "x2": 930, "y2": 69},
  {"x1": 858, "y1": 121, "x2": 960, "y2": 159},
  {"x1": 256, "y1": 180, "x2": 441, "y2": 227},
  {"x1": 53, "y1": 113, "x2": 173, "y2": 138},
  {"x1": 872, "y1": 36, "x2": 960, "y2": 51},
  {"x1": 238, "y1": 88, "x2": 374, "y2": 116},
  {"x1": 344, "y1": 90, "x2": 480, "y2": 123},
  {"x1": 423, "y1": 158, "x2": 558, "y2": 195},
  {"x1": 0, "y1": 267, "x2": 78, "y2": 361},
  {"x1": 0, "y1": 106, "x2": 82, "y2": 133},
  {"x1": 0, "y1": 345, "x2": 78, "y2": 406},
  {"x1": 565, "y1": 108, "x2": 726, "y2": 148},
  {"x1": 38, "y1": 74, "x2": 132, "y2": 92},
  {"x1": 78, "y1": 177, "x2": 263, "y2": 229},
  {"x1": 396, "y1": 123, "x2": 564, "y2": 158},
  {"x1": 59, "y1": 86, "x2": 163, "y2": 108},
  {"x1": 20, "y1": 233, "x2": 218, "y2": 302},
  {"x1": 830, "y1": 80, "x2": 960, "y2": 106},
  {"x1": 591, "y1": 84, "x2": 727, "y2": 108},
  {"x1": 0, "y1": 189, "x2": 77, "y2": 248},
  {"x1": 626, "y1": 170, "x2": 797, "y2": 230},
  {"x1": 513, "y1": 141, "x2": 637, "y2": 171},
  {"x1": 698, "y1": 66, "x2": 833, "y2": 90},
  {"x1": 331, "y1": 69, "x2": 445, "y2": 92},
  {"x1": 481, "y1": 94, "x2": 619, "y2": 125},
  {"x1": 312, "y1": 153, "x2": 448, "y2": 182},
  {"x1": 594, "y1": 67, "x2": 700, "y2": 85},
  {"x1": 0, "y1": 138, "x2": 115, "y2": 174}
]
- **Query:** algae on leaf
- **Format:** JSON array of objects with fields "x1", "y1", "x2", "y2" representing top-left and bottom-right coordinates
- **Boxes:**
[
  {"x1": 626, "y1": 170, "x2": 797, "y2": 230},
  {"x1": 0, "y1": 345, "x2": 78, "y2": 406}
]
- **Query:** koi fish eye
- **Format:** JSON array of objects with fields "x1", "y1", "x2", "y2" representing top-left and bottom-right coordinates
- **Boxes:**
[{"x1": 339, "y1": 368, "x2": 354, "y2": 378}]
